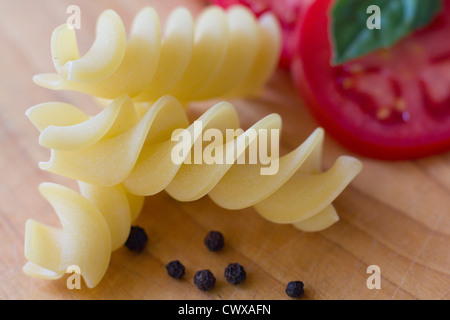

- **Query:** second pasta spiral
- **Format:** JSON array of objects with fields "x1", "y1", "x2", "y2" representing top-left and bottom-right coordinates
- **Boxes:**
[{"x1": 33, "y1": 5, "x2": 281, "y2": 104}]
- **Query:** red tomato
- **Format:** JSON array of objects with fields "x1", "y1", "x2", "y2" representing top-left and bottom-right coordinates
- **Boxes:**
[
  {"x1": 291, "y1": 0, "x2": 450, "y2": 160},
  {"x1": 209, "y1": 0, "x2": 313, "y2": 70}
]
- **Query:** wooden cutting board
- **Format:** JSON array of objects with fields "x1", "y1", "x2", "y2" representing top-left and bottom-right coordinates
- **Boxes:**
[{"x1": 0, "y1": 0, "x2": 449, "y2": 300}]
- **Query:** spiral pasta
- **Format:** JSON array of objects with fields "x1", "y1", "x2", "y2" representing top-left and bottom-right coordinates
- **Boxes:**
[
  {"x1": 23, "y1": 181, "x2": 144, "y2": 288},
  {"x1": 33, "y1": 5, "x2": 281, "y2": 104},
  {"x1": 24, "y1": 94, "x2": 362, "y2": 287},
  {"x1": 23, "y1": 3, "x2": 362, "y2": 289},
  {"x1": 26, "y1": 95, "x2": 362, "y2": 231}
]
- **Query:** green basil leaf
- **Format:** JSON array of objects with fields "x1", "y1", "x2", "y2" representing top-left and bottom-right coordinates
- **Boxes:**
[{"x1": 331, "y1": 0, "x2": 443, "y2": 65}]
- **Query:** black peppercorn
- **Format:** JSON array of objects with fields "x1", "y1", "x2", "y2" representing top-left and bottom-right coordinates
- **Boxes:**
[
  {"x1": 224, "y1": 263, "x2": 246, "y2": 285},
  {"x1": 285, "y1": 281, "x2": 304, "y2": 298},
  {"x1": 193, "y1": 270, "x2": 216, "y2": 291},
  {"x1": 165, "y1": 260, "x2": 185, "y2": 279},
  {"x1": 125, "y1": 226, "x2": 148, "y2": 252},
  {"x1": 204, "y1": 230, "x2": 224, "y2": 251}
]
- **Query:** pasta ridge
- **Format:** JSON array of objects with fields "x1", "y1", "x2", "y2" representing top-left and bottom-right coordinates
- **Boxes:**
[
  {"x1": 26, "y1": 95, "x2": 363, "y2": 232},
  {"x1": 33, "y1": 5, "x2": 282, "y2": 104}
]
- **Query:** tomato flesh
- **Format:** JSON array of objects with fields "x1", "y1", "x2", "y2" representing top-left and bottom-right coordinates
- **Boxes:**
[{"x1": 291, "y1": 0, "x2": 450, "y2": 160}]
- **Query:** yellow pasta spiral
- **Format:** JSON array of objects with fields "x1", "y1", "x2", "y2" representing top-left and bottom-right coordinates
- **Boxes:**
[
  {"x1": 27, "y1": 95, "x2": 362, "y2": 231},
  {"x1": 24, "y1": 95, "x2": 362, "y2": 287},
  {"x1": 33, "y1": 5, "x2": 281, "y2": 104}
]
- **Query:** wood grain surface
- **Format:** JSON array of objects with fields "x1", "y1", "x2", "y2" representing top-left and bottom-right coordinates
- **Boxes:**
[{"x1": 0, "y1": 0, "x2": 449, "y2": 300}]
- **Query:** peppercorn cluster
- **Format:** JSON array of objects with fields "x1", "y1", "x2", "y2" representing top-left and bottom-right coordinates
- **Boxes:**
[
  {"x1": 164, "y1": 231, "x2": 249, "y2": 291},
  {"x1": 127, "y1": 227, "x2": 304, "y2": 298}
]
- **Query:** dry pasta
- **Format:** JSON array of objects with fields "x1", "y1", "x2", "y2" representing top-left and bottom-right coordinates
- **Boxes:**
[
  {"x1": 23, "y1": 3, "x2": 362, "y2": 289},
  {"x1": 23, "y1": 182, "x2": 144, "y2": 288},
  {"x1": 26, "y1": 95, "x2": 362, "y2": 231},
  {"x1": 24, "y1": 95, "x2": 362, "y2": 287},
  {"x1": 33, "y1": 5, "x2": 281, "y2": 104}
]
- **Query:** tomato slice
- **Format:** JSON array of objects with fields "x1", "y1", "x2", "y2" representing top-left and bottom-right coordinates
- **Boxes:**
[
  {"x1": 210, "y1": 0, "x2": 312, "y2": 70},
  {"x1": 291, "y1": 0, "x2": 450, "y2": 160}
]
